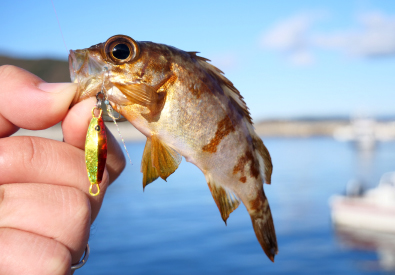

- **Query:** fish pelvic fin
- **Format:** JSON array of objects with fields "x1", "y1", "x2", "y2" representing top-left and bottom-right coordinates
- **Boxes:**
[
  {"x1": 206, "y1": 175, "x2": 240, "y2": 224},
  {"x1": 141, "y1": 135, "x2": 182, "y2": 189},
  {"x1": 141, "y1": 138, "x2": 160, "y2": 189},
  {"x1": 248, "y1": 190, "x2": 278, "y2": 262},
  {"x1": 151, "y1": 135, "x2": 182, "y2": 181}
]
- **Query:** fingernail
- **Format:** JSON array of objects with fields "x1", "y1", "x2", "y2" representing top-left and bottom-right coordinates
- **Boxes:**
[{"x1": 38, "y1": 83, "x2": 78, "y2": 94}]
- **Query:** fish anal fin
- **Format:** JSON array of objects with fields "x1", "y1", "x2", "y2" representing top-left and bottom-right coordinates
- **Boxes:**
[
  {"x1": 141, "y1": 138, "x2": 159, "y2": 190},
  {"x1": 207, "y1": 180, "x2": 240, "y2": 224},
  {"x1": 151, "y1": 135, "x2": 182, "y2": 181}
]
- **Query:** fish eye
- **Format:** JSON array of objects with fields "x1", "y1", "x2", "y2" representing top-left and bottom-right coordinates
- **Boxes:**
[
  {"x1": 104, "y1": 35, "x2": 140, "y2": 65},
  {"x1": 112, "y1": 44, "x2": 131, "y2": 60}
]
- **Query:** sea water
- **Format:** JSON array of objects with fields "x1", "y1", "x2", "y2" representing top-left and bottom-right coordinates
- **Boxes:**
[{"x1": 78, "y1": 138, "x2": 395, "y2": 275}]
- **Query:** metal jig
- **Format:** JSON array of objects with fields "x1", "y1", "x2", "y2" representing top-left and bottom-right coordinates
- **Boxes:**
[{"x1": 85, "y1": 94, "x2": 107, "y2": 196}]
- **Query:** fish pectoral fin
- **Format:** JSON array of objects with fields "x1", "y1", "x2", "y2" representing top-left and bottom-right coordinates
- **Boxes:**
[
  {"x1": 141, "y1": 138, "x2": 160, "y2": 189},
  {"x1": 150, "y1": 135, "x2": 182, "y2": 181},
  {"x1": 206, "y1": 177, "x2": 240, "y2": 224},
  {"x1": 115, "y1": 83, "x2": 161, "y2": 107}
]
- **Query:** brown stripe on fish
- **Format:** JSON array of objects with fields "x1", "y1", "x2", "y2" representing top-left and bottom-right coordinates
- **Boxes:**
[
  {"x1": 239, "y1": 176, "x2": 247, "y2": 183},
  {"x1": 232, "y1": 150, "x2": 260, "y2": 179},
  {"x1": 181, "y1": 66, "x2": 219, "y2": 99},
  {"x1": 202, "y1": 115, "x2": 235, "y2": 153},
  {"x1": 190, "y1": 80, "x2": 210, "y2": 99},
  {"x1": 249, "y1": 189, "x2": 268, "y2": 213}
]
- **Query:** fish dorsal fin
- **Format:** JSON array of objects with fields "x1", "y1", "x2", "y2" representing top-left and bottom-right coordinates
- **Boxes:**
[
  {"x1": 141, "y1": 138, "x2": 160, "y2": 189},
  {"x1": 206, "y1": 177, "x2": 240, "y2": 224},
  {"x1": 188, "y1": 52, "x2": 252, "y2": 124},
  {"x1": 141, "y1": 135, "x2": 182, "y2": 189}
]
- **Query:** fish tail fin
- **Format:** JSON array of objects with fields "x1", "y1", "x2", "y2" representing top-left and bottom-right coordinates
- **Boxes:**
[{"x1": 247, "y1": 190, "x2": 278, "y2": 262}]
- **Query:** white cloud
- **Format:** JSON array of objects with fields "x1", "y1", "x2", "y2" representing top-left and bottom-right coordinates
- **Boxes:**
[
  {"x1": 261, "y1": 11, "x2": 395, "y2": 65},
  {"x1": 261, "y1": 14, "x2": 313, "y2": 51},
  {"x1": 314, "y1": 12, "x2": 395, "y2": 57},
  {"x1": 260, "y1": 13, "x2": 319, "y2": 66}
]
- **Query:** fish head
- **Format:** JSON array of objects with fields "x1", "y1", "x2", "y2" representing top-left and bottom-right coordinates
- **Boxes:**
[{"x1": 69, "y1": 34, "x2": 172, "y2": 109}]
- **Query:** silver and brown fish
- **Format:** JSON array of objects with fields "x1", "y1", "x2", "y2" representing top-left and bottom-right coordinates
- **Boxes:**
[{"x1": 69, "y1": 35, "x2": 278, "y2": 261}]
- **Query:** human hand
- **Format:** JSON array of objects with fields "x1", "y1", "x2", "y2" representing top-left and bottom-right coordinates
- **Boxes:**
[{"x1": 0, "y1": 65, "x2": 126, "y2": 274}]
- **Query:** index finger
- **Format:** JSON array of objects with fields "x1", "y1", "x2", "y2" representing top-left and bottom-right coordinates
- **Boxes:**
[{"x1": 0, "y1": 65, "x2": 76, "y2": 137}]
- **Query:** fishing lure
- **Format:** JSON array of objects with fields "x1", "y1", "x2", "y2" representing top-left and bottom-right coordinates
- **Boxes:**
[{"x1": 85, "y1": 101, "x2": 107, "y2": 196}]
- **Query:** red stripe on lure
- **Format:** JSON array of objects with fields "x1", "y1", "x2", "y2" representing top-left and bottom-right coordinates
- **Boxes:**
[{"x1": 85, "y1": 107, "x2": 107, "y2": 196}]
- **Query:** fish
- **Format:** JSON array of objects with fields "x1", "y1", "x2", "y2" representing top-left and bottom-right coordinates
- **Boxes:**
[{"x1": 69, "y1": 35, "x2": 278, "y2": 261}]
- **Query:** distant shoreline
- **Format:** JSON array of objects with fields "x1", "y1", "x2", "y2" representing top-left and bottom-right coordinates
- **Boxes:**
[{"x1": 12, "y1": 119, "x2": 395, "y2": 142}]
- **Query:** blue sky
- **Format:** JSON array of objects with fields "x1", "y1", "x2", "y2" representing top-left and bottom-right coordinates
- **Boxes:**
[{"x1": 1, "y1": 0, "x2": 394, "y2": 120}]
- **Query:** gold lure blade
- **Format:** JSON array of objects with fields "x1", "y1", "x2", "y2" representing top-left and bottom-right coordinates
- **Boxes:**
[{"x1": 85, "y1": 107, "x2": 107, "y2": 196}]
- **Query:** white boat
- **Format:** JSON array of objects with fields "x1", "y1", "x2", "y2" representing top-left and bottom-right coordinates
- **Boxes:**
[
  {"x1": 333, "y1": 116, "x2": 395, "y2": 150},
  {"x1": 329, "y1": 172, "x2": 395, "y2": 233},
  {"x1": 333, "y1": 116, "x2": 377, "y2": 150}
]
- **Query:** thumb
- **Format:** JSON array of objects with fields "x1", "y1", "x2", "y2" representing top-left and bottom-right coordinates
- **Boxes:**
[{"x1": 0, "y1": 65, "x2": 76, "y2": 132}]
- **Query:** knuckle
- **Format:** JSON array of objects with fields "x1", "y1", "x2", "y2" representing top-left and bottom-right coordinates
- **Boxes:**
[
  {"x1": 63, "y1": 187, "x2": 91, "y2": 229},
  {"x1": 56, "y1": 187, "x2": 91, "y2": 251},
  {"x1": 19, "y1": 136, "x2": 44, "y2": 171},
  {"x1": 0, "y1": 65, "x2": 20, "y2": 79},
  {"x1": 0, "y1": 136, "x2": 36, "y2": 172},
  {"x1": 43, "y1": 242, "x2": 72, "y2": 275},
  {"x1": 0, "y1": 228, "x2": 72, "y2": 275},
  {"x1": 0, "y1": 136, "x2": 53, "y2": 184}
]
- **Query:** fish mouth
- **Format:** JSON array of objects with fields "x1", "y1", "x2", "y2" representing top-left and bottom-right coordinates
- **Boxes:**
[
  {"x1": 68, "y1": 49, "x2": 108, "y2": 83},
  {"x1": 68, "y1": 48, "x2": 111, "y2": 106},
  {"x1": 68, "y1": 50, "x2": 84, "y2": 83}
]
